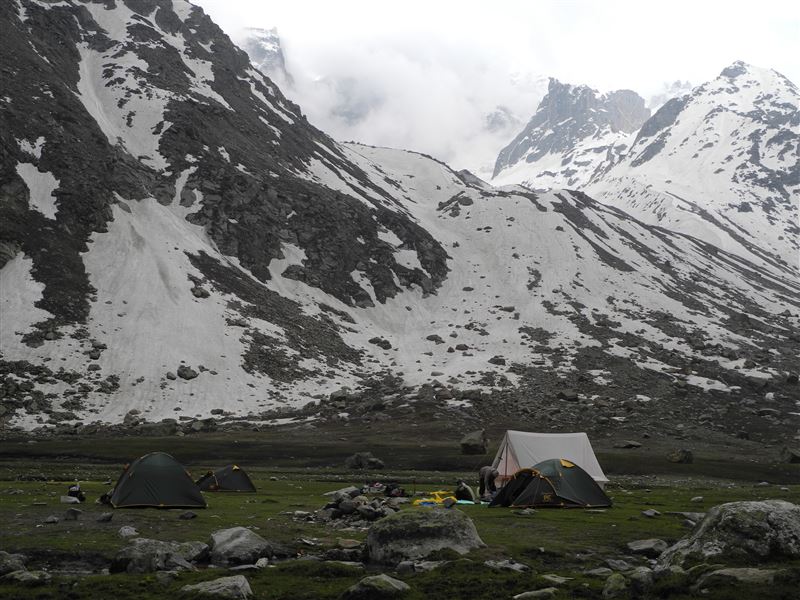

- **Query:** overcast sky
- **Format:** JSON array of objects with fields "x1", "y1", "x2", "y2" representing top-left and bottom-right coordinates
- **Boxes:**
[{"x1": 193, "y1": 0, "x2": 800, "y2": 175}]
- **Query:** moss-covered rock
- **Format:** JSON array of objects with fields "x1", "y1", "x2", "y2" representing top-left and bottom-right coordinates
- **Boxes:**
[
  {"x1": 659, "y1": 500, "x2": 800, "y2": 567},
  {"x1": 366, "y1": 508, "x2": 484, "y2": 564}
]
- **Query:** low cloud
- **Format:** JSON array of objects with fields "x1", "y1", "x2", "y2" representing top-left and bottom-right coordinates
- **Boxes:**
[{"x1": 194, "y1": 0, "x2": 800, "y2": 175}]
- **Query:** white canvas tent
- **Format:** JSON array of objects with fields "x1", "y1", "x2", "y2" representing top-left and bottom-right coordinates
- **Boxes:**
[{"x1": 492, "y1": 430, "x2": 609, "y2": 487}]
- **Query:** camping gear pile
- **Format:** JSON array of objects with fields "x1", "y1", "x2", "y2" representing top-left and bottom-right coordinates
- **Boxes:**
[{"x1": 488, "y1": 431, "x2": 612, "y2": 508}]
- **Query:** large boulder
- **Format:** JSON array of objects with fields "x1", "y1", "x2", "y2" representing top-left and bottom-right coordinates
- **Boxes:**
[
  {"x1": 210, "y1": 527, "x2": 273, "y2": 566},
  {"x1": 0, "y1": 551, "x2": 26, "y2": 576},
  {"x1": 659, "y1": 500, "x2": 800, "y2": 567},
  {"x1": 459, "y1": 429, "x2": 488, "y2": 455},
  {"x1": 181, "y1": 575, "x2": 253, "y2": 599},
  {"x1": 340, "y1": 573, "x2": 410, "y2": 599},
  {"x1": 366, "y1": 508, "x2": 484, "y2": 564},
  {"x1": 345, "y1": 452, "x2": 384, "y2": 470},
  {"x1": 111, "y1": 538, "x2": 209, "y2": 573}
]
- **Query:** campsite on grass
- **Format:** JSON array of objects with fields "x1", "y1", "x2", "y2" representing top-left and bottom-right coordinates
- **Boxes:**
[{"x1": 1, "y1": 426, "x2": 799, "y2": 600}]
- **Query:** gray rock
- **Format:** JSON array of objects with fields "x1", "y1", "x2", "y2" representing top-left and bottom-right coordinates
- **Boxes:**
[
  {"x1": 63, "y1": 508, "x2": 82, "y2": 521},
  {"x1": 584, "y1": 567, "x2": 613, "y2": 578},
  {"x1": 541, "y1": 574, "x2": 572, "y2": 585},
  {"x1": 44, "y1": 515, "x2": 59, "y2": 524},
  {"x1": 118, "y1": 526, "x2": 139, "y2": 538},
  {"x1": 460, "y1": 429, "x2": 488, "y2": 455},
  {"x1": 641, "y1": 509, "x2": 661, "y2": 518},
  {"x1": 602, "y1": 572, "x2": 627, "y2": 599},
  {"x1": 0, "y1": 551, "x2": 26, "y2": 576},
  {"x1": 1, "y1": 570, "x2": 51, "y2": 585},
  {"x1": 111, "y1": 538, "x2": 209, "y2": 573},
  {"x1": 344, "y1": 452, "x2": 384, "y2": 470},
  {"x1": 694, "y1": 567, "x2": 780, "y2": 588},
  {"x1": 626, "y1": 538, "x2": 667, "y2": 558},
  {"x1": 484, "y1": 559, "x2": 530, "y2": 572},
  {"x1": 340, "y1": 573, "x2": 410, "y2": 599},
  {"x1": 60, "y1": 495, "x2": 81, "y2": 504},
  {"x1": 690, "y1": 496, "x2": 704, "y2": 503},
  {"x1": 628, "y1": 566, "x2": 654, "y2": 592},
  {"x1": 780, "y1": 446, "x2": 800, "y2": 463},
  {"x1": 614, "y1": 440, "x2": 642, "y2": 449},
  {"x1": 659, "y1": 500, "x2": 800, "y2": 567},
  {"x1": 366, "y1": 508, "x2": 484, "y2": 564},
  {"x1": 667, "y1": 449, "x2": 693, "y2": 464},
  {"x1": 180, "y1": 511, "x2": 198, "y2": 520},
  {"x1": 177, "y1": 365, "x2": 199, "y2": 380},
  {"x1": 513, "y1": 588, "x2": 558, "y2": 599},
  {"x1": 97, "y1": 512, "x2": 113, "y2": 523},
  {"x1": 210, "y1": 527, "x2": 273, "y2": 566},
  {"x1": 181, "y1": 575, "x2": 253, "y2": 599}
]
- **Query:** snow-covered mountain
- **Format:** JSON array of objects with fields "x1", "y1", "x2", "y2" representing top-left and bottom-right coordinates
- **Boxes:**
[
  {"x1": 587, "y1": 61, "x2": 800, "y2": 276},
  {"x1": 493, "y1": 63, "x2": 799, "y2": 278},
  {"x1": 1, "y1": 1, "x2": 798, "y2": 432},
  {"x1": 492, "y1": 79, "x2": 651, "y2": 190}
]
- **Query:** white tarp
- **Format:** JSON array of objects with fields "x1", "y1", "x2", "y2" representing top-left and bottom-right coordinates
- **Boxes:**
[{"x1": 492, "y1": 430, "x2": 609, "y2": 485}]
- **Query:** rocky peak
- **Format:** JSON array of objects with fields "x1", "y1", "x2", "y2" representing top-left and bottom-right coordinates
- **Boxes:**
[
  {"x1": 719, "y1": 60, "x2": 752, "y2": 79},
  {"x1": 492, "y1": 78, "x2": 649, "y2": 186},
  {"x1": 240, "y1": 26, "x2": 293, "y2": 86}
]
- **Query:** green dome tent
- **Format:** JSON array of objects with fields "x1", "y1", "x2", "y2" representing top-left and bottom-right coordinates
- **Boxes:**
[
  {"x1": 111, "y1": 452, "x2": 206, "y2": 508},
  {"x1": 489, "y1": 458, "x2": 611, "y2": 508},
  {"x1": 196, "y1": 464, "x2": 257, "y2": 492}
]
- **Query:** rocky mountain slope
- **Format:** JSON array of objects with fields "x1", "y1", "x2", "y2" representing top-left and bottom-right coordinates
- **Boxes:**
[
  {"x1": 1, "y1": 1, "x2": 798, "y2": 434},
  {"x1": 492, "y1": 63, "x2": 799, "y2": 278}
]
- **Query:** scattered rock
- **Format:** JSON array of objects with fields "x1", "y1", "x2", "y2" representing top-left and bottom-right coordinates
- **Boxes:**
[
  {"x1": 690, "y1": 496, "x2": 704, "y2": 503},
  {"x1": 97, "y1": 512, "x2": 113, "y2": 522},
  {"x1": 0, "y1": 551, "x2": 26, "y2": 576},
  {"x1": 641, "y1": 509, "x2": 661, "y2": 518},
  {"x1": 1, "y1": 570, "x2": 51, "y2": 585},
  {"x1": 614, "y1": 440, "x2": 642, "y2": 449},
  {"x1": 460, "y1": 429, "x2": 488, "y2": 455},
  {"x1": 368, "y1": 337, "x2": 392, "y2": 350},
  {"x1": 780, "y1": 447, "x2": 800, "y2": 464},
  {"x1": 344, "y1": 452, "x2": 384, "y2": 470},
  {"x1": 60, "y1": 495, "x2": 81, "y2": 504},
  {"x1": 667, "y1": 449, "x2": 693, "y2": 464},
  {"x1": 119, "y1": 526, "x2": 139, "y2": 538},
  {"x1": 541, "y1": 573, "x2": 572, "y2": 585},
  {"x1": 659, "y1": 500, "x2": 800, "y2": 567},
  {"x1": 584, "y1": 567, "x2": 613, "y2": 578},
  {"x1": 627, "y1": 538, "x2": 667, "y2": 558},
  {"x1": 602, "y1": 572, "x2": 627, "y2": 599},
  {"x1": 695, "y1": 567, "x2": 780, "y2": 588},
  {"x1": 44, "y1": 515, "x2": 59, "y2": 524},
  {"x1": 366, "y1": 508, "x2": 484, "y2": 564},
  {"x1": 181, "y1": 575, "x2": 253, "y2": 599},
  {"x1": 340, "y1": 573, "x2": 410, "y2": 599},
  {"x1": 180, "y1": 511, "x2": 198, "y2": 520},
  {"x1": 557, "y1": 389, "x2": 578, "y2": 401},
  {"x1": 484, "y1": 559, "x2": 530, "y2": 573},
  {"x1": 63, "y1": 508, "x2": 82, "y2": 521},
  {"x1": 513, "y1": 588, "x2": 558, "y2": 599},
  {"x1": 177, "y1": 365, "x2": 199, "y2": 380},
  {"x1": 112, "y1": 538, "x2": 208, "y2": 574}
]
